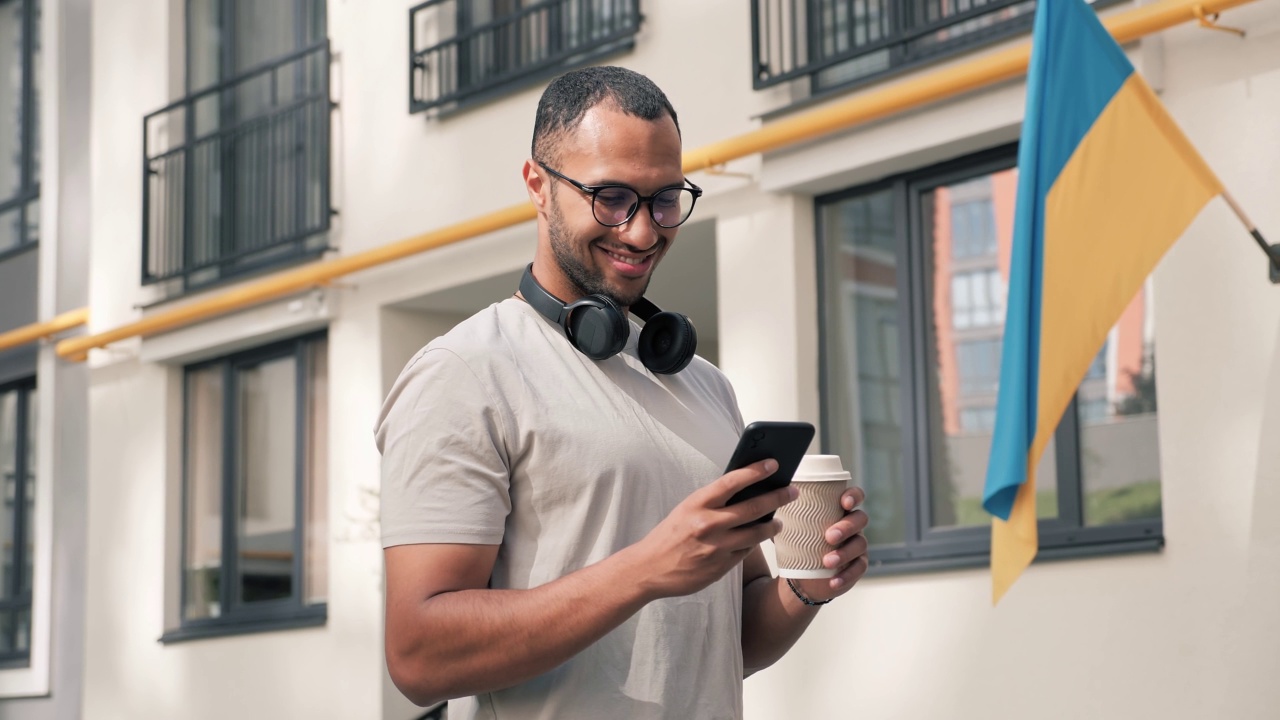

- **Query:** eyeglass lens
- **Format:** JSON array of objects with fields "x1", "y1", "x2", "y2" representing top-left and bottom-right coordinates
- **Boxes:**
[{"x1": 593, "y1": 187, "x2": 695, "y2": 228}]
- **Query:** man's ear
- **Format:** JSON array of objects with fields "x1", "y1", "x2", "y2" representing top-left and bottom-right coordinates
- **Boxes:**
[{"x1": 522, "y1": 159, "x2": 548, "y2": 212}]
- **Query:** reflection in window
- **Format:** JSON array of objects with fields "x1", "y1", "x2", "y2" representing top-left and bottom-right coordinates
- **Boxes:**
[
  {"x1": 180, "y1": 334, "x2": 328, "y2": 632},
  {"x1": 1086, "y1": 342, "x2": 1107, "y2": 380},
  {"x1": 820, "y1": 188, "x2": 905, "y2": 547},
  {"x1": 959, "y1": 407, "x2": 996, "y2": 433},
  {"x1": 1079, "y1": 286, "x2": 1162, "y2": 527},
  {"x1": 818, "y1": 150, "x2": 1164, "y2": 562},
  {"x1": 925, "y1": 169, "x2": 1058, "y2": 529},
  {"x1": 951, "y1": 198, "x2": 997, "y2": 259},
  {"x1": 0, "y1": 0, "x2": 40, "y2": 254},
  {"x1": 951, "y1": 269, "x2": 1005, "y2": 329},
  {"x1": 0, "y1": 379, "x2": 34, "y2": 665},
  {"x1": 956, "y1": 339, "x2": 1002, "y2": 397}
]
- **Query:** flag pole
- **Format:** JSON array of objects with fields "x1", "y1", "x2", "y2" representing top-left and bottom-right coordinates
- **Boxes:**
[{"x1": 1220, "y1": 189, "x2": 1280, "y2": 283}]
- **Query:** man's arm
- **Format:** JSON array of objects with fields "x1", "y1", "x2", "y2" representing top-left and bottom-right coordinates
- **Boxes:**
[
  {"x1": 740, "y1": 486, "x2": 870, "y2": 675},
  {"x1": 385, "y1": 460, "x2": 793, "y2": 707},
  {"x1": 385, "y1": 542, "x2": 651, "y2": 706}
]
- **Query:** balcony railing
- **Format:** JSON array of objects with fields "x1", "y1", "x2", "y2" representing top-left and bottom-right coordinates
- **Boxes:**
[
  {"x1": 142, "y1": 42, "x2": 332, "y2": 288},
  {"x1": 0, "y1": 190, "x2": 39, "y2": 260},
  {"x1": 752, "y1": 0, "x2": 1121, "y2": 93},
  {"x1": 410, "y1": 0, "x2": 641, "y2": 115}
]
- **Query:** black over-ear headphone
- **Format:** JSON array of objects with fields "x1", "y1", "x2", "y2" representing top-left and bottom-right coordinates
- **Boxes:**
[{"x1": 518, "y1": 263, "x2": 697, "y2": 375}]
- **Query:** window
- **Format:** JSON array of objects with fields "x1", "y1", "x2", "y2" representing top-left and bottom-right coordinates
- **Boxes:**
[
  {"x1": 951, "y1": 197, "x2": 997, "y2": 260},
  {"x1": 410, "y1": 0, "x2": 641, "y2": 115},
  {"x1": 170, "y1": 333, "x2": 328, "y2": 641},
  {"x1": 752, "y1": 0, "x2": 1125, "y2": 100},
  {"x1": 955, "y1": 338, "x2": 1001, "y2": 397},
  {"x1": 951, "y1": 269, "x2": 1005, "y2": 329},
  {"x1": 0, "y1": 378, "x2": 34, "y2": 666},
  {"x1": 143, "y1": 0, "x2": 330, "y2": 288},
  {"x1": 0, "y1": 0, "x2": 39, "y2": 257},
  {"x1": 817, "y1": 146, "x2": 1163, "y2": 571}
]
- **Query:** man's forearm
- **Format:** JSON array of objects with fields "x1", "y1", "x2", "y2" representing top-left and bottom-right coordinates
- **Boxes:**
[
  {"x1": 740, "y1": 574, "x2": 822, "y2": 675},
  {"x1": 388, "y1": 545, "x2": 652, "y2": 706}
]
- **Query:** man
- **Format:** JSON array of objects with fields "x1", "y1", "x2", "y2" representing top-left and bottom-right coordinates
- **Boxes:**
[{"x1": 377, "y1": 66, "x2": 869, "y2": 719}]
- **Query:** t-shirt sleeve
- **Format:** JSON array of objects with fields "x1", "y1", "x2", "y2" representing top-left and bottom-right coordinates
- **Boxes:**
[
  {"x1": 723, "y1": 376, "x2": 746, "y2": 435},
  {"x1": 376, "y1": 347, "x2": 512, "y2": 548}
]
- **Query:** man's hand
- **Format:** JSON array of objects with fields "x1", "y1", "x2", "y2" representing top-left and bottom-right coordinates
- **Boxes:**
[
  {"x1": 738, "y1": 484, "x2": 867, "y2": 673},
  {"x1": 792, "y1": 486, "x2": 869, "y2": 603},
  {"x1": 632, "y1": 459, "x2": 797, "y2": 601}
]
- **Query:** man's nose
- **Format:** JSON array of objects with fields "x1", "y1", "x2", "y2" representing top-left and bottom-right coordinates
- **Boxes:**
[{"x1": 615, "y1": 206, "x2": 662, "y2": 251}]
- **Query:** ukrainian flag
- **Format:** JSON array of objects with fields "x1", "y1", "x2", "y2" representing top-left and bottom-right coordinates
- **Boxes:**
[{"x1": 983, "y1": 0, "x2": 1223, "y2": 603}]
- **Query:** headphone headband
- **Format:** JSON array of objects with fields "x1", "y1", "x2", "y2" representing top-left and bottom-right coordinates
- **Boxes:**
[{"x1": 518, "y1": 264, "x2": 573, "y2": 326}]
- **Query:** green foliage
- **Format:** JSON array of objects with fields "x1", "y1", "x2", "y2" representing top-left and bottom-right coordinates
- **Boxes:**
[
  {"x1": 949, "y1": 480, "x2": 1161, "y2": 528},
  {"x1": 1085, "y1": 480, "x2": 1162, "y2": 525}
]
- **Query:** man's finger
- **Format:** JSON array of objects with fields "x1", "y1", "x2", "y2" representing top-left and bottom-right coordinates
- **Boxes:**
[
  {"x1": 822, "y1": 533, "x2": 869, "y2": 570},
  {"x1": 732, "y1": 517, "x2": 783, "y2": 549},
  {"x1": 841, "y1": 486, "x2": 866, "y2": 511},
  {"x1": 704, "y1": 459, "x2": 778, "y2": 506},
  {"x1": 719, "y1": 484, "x2": 796, "y2": 528},
  {"x1": 824, "y1": 509, "x2": 869, "y2": 545},
  {"x1": 828, "y1": 554, "x2": 870, "y2": 591}
]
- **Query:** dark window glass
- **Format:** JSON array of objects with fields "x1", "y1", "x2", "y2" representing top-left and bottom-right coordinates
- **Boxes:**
[
  {"x1": 179, "y1": 334, "x2": 328, "y2": 635},
  {"x1": 818, "y1": 147, "x2": 1163, "y2": 569},
  {"x1": 1080, "y1": 301, "x2": 1162, "y2": 527},
  {"x1": 819, "y1": 187, "x2": 905, "y2": 547},
  {"x1": 955, "y1": 338, "x2": 1002, "y2": 396},
  {"x1": 410, "y1": 0, "x2": 641, "y2": 114},
  {"x1": 143, "y1": 0, "x2": 329, "y2": 287},
  {"x1": 0, "y1": 0, "x2": 39, "y2": 255},
  {"x1": 752, "y1": 0, "x2": 1124, "y2": 103},
  {"x1": 0, "y1": 379, "x2": 34, "y2": 666}
]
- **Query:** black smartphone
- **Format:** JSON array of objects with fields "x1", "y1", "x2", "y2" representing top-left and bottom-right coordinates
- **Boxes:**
[{"x1": 723, "y1": 420, "x2": 816, "y2": 524}]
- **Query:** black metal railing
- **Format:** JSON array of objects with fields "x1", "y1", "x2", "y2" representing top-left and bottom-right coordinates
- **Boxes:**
[
  {"x1": 0, "y1": 191, "x2": 40, "y2": 259},
  {"x1": 410, "y1": 0, "x2": 641, "y2": 115},
  {"x1": 142, "y1": 42, "x2": 332, "y2": 287},
  {"x1": 0, "y1": 0, "x2": 40, "y2": 259},
  {"x1": 752, "y1": 0, "x2": 1121, "y2": 92}
]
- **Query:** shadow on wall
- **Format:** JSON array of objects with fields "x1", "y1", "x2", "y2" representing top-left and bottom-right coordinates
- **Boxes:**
[{"x1": 1218, "y1": 310, "x2": 1280, "y2": 715}]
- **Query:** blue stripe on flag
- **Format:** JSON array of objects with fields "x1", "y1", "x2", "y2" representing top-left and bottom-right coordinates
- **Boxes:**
[{"x1": 982, "y1": 0, "x2": 1135, "y2": 520}]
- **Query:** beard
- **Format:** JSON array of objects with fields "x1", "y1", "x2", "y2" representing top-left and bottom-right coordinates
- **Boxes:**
[{"x1": 547, "y1": 193, "x2": 660, "y2": 308}]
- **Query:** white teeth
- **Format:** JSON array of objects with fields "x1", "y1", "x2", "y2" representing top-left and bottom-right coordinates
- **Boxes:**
[{"x1": 604, "y1": 249, "x2": 647, "y2": 265}]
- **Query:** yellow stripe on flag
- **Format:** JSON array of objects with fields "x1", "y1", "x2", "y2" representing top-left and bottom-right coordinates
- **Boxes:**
[{"x1": 991, "y1": 75, "x2": 1221, "y2": 604}]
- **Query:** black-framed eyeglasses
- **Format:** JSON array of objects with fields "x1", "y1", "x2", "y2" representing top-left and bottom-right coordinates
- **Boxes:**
[{"x1": 538, "y1": 162, "x2": 703, "y2": 229}]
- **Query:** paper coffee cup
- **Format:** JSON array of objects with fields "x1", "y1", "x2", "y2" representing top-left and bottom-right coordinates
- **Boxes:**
[{"x1": 774, "y1": 454, "x2": 851, "y2": 579}]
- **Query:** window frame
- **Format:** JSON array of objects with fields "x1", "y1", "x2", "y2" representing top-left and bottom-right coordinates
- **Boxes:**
[
  {"x1": 0, "y1": 0, "x2": 40, "y2": 261},
  {"x1": 163, "y1": 332, "x2": 327, "y2": 643},
  {"x1": 0, "y1": 376, "x2": 34, "y2": 667},
  {"x1": 815, "y1": 144, "x2": 1164, "y2": 575},
  {"x1": 408, "y1": 0, "x2": 642, "y2": 116},
  {"x1": 140, "y1": 0, "x2": 332, "y2": 291},
  {"x1": 750, "y1": 0, "x2": 1128, "y2": 111}
]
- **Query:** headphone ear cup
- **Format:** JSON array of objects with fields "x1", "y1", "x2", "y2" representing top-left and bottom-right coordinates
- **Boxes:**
[
  {"x1": 638, "y1": 312, "x2": 697, "y2": 375},
  {"x1": 565, "y1": 296, "x2": 629, "y2": 360}
]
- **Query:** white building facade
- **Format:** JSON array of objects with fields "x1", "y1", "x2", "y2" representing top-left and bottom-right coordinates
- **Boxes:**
[{"x1": 1, "y1": 0, "x2": 1277, "y2": 718}]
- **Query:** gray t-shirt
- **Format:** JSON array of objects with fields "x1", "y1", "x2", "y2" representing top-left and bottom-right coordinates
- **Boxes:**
[{"x1": 377, "y1": 297, "x2": 747, "y2": 720}]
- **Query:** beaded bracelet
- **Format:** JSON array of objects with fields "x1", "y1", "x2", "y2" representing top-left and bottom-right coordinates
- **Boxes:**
[{"x1": 785, "y1": 577, "x2": 832, "y2": 607}]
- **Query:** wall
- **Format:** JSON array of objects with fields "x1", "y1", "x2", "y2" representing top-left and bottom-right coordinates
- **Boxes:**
[
  {"x1": 740, "y1": 4, "x2": 1280, "y2": 719},
  {"x1": 0, "y1": 0, "x2": 92, "y2": 717},
  {"x1": 74, "y1": 0, "x2": 1280, "y2": 718}
]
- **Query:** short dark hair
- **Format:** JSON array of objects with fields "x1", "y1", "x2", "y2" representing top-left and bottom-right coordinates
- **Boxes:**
[{"x1": 532, "y1": 66, "x2": 680, "y2": 165}]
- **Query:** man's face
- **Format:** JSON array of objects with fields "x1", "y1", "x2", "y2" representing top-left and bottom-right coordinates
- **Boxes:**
[{"x1": 539, "y1": 103, "x2": 684, "y2": 308}]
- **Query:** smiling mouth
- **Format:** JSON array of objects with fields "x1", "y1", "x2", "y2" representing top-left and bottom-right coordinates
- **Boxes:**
[{"x1": 602, "y1": 247, "x2": 655, "y2": 266}]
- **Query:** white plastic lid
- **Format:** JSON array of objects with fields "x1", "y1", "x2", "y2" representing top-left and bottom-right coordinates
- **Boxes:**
[{"x1": 794, "y1": 454, "x2": 851, "y2": 482}]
